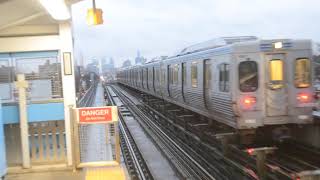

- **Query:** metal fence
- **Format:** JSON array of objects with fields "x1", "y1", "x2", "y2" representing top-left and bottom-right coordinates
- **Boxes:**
[
  {"x1": 4, "y1": 120, "x2": 67, "y2": 166},
  {"x1": 74, "y1": 83, "x2": 120, "y2": 168}
]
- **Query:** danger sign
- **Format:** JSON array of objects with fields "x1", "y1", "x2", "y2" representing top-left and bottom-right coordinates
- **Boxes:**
[{"x1": 76, "y1": 106, "x2": 118, "y2": 124}]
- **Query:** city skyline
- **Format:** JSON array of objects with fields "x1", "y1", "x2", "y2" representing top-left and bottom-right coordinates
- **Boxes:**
[{"x1": 72, "y1": 0, "x2": 320, "y2": 68}]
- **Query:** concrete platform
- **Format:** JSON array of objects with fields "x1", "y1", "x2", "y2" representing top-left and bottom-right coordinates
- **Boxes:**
[{"x1": 6, "y1": 170, "x2": 84, "y2": 180}]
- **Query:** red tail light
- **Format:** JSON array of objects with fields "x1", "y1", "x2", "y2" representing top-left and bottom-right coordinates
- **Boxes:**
[
  {"x1": 247, "y1": 148, "x2": 255, "y2": 155},
  {"x1": 241, "y1": 96, "x2": 257, "y2": 109},
  {"x1": 297, "y1": 93, "x2": 311, "y2": 103},
  {"x1": 314, "y1": 92, "x2": 320, "y2": 100}
]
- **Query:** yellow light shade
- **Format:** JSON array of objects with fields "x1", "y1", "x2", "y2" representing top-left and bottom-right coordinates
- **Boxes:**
[
  {"x1": 87, "y1": 8, "x2": 103, "y2": 25},
  {"x1": 269, "y1": 59, "x2": 283, "y2": 81}
]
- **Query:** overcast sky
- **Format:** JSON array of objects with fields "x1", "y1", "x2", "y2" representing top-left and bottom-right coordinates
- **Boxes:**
[{"x1": 72, "y1": 0, "x2": 320, "y2": 67}]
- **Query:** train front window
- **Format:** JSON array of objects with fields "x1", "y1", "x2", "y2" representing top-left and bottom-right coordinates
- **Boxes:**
[
  {"x1": 239, "y1": 61, "x2": 258, "y2": 92},
  {"x1": 295, "y1": 58, "x2": 311, "y2": 88},
  {"x1": 219, "y1": 63, "x2": 230, "y2": 92},
  {"x1": 269, "y1": 59, "x2": 284, "y2": 89}
]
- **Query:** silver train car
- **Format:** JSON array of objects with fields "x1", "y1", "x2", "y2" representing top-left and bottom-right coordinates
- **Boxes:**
[{"x1": 117, "y1": 36, "x2": 320, "y2": 131}]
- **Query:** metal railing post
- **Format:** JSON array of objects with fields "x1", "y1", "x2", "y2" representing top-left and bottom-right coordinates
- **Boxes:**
[{"x1": 15, "y1": 74, "x2": 31, "y2": 169}]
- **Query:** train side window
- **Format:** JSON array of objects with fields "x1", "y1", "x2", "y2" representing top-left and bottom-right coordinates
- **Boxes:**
[
  {"x1": 141, "y1": 69, "x2": 143, "y2": 86},
  {"x1": 204, "y1": 60, "x2": 212, "y2": 89},
  {"x1": 161, "y1": 66, "x2": 165, "y2": 87},
  {"x1": 142, "y1": 69, "x2": 144, "y2": 86},
  {"x1": 182, "y1": 63, "x2": 186, "y2": 85},
  {"x1": 239, "y1": 61, "x2": 258, "y2": 92},
  {"x1": 295, "y1": 58, "x2": 311, "y2": 88},
  {"x1": 152, "y1": 67, "x2": 155, "y2": 85},
  {"x1": 145, "y1": 68, "x2": 148, "y2": 89},
  {"x1": 191, "y1": 62, "x2": 198, "y2": 87},
  {"x1": 135, "y1": 71, "x2": 138, "y2": 85},
  {"x1": 269, "y1": 59, "x2": 284, "y2": 89},
  {"x1": 219, "y1": 63, "x2": 230, "y2": 92},
  {"x1": 173, "y1": 64, "x2": 179, "y2": 85}
]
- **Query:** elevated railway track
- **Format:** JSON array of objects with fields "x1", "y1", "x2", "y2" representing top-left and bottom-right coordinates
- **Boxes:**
[{"x1": 109, "y1": 83, "x2": 320, "y2": 180}]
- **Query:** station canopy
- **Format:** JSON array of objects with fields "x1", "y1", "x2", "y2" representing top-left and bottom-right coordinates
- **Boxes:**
[{"x1": 0, "y1": 0, "x2": 82, "y2": 37}]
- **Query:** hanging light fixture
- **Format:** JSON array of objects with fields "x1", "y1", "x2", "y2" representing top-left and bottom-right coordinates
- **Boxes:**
[{"x1": 86, "y1": 0, "x2": 103, "y2": 25}]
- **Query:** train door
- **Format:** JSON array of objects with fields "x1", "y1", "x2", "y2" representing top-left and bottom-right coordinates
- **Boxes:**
[
  {"x1": 160, "y1": 63, "x2": 166, "y2": 97},
  {"x1": 204, "y1": 59, "x2": 213, "y2": 109},
  {"x1": 146, "y1": 68, "x2": 149, "y2": 90},
  {"x1": 265, "y1": 54, "x2": 288, "y2": 116},
  {"x1": 181, "y1": 62, "x2": 186, "y2": 101},
  {"x1": 152, "y1": 67, "x2": 156, "y2": 92},
  {"x1": 167, "y1": 65, "x2": 171, "y2": 97}
]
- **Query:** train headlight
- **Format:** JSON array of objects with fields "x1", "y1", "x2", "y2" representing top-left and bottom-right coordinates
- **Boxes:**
[
  {"x1": 241, "y1": 96, "x2": 257, "y2": 110},
  {"x1": 273, "y1": 42, "x2": 283, "y2": 49},
  {"x1": 297, "y1": 93, "x2": 312, "y2": 103}
]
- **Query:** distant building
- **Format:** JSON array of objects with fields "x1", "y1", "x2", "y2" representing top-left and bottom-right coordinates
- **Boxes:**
[
  {"x1": 102, "y1": 57, "x2": 115, "y2": 73},
  {"x1": 109, "y1": 58, "x2": 115, "y2": 68},
  {"x1": 135, "y1": 50, "x2": 146, "y2": 65},
  {"x1": 38, "y1": 60, "x2": 62, "y2": 98},
  {"x1": 122, "y1": 59, "x2": 132, "y2": 68},
  {"x1": 101, "y1": 57, "x2": 107, "y2": 66},
  {"x1": 86, "y1": 61, "x2": 99, "y2": 75},
  {"x1": 0, "y1": 65, "x2": 14, "y2": 83}
]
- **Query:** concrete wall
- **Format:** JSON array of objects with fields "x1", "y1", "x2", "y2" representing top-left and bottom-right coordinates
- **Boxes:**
[
  {"x1": 0, "y1": 35, "x2": 60, "y2": 53},
  {"x1": 2, "y1": 103, "x2": 64, "y2": 124}
]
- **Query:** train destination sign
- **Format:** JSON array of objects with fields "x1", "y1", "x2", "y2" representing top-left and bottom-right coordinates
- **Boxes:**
[{"x1": 76, "y1": 106, "x2": 118, "y2": 124}]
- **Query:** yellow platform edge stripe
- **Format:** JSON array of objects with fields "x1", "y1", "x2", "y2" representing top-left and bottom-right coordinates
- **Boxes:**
[
  {"x1": 78, "y1": 161, "x2": 120, "y2": 168},
  {"x1": 85, "y1": 167, "x2": 126, "y2": 180}
]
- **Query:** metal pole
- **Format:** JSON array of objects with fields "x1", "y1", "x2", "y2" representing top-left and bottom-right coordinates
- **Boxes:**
[
  {"x1": 256, "y1": 151, "x2": 267, "y2": 180},
  {"x1": 15, "y1": 74, "x2": 31, "y2": 168},
  {"x1": 69, "y1": 105, "x2": 77, "y2": 172},
  {"x1": 92, "y1": 0, "x2": 96, "y2": 11}
]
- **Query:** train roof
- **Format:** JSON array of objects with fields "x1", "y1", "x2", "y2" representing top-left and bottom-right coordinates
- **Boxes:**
[
  {"x1": 118, "y1": 38, "x2": 319, "y2": 71},
  {"x1": 174, "y1": 36, "x2": 258, "y2": 57}
]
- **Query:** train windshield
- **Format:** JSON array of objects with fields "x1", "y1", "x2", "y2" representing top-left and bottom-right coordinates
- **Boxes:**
[
  {"x1": 269, "y1": 59, "x2": 284, "y2": 89},
  {"x1": 295, "y1": 58, "x2": 311, "y2": 88},
  {"x1": 239, "y1": 61, "x2": 258, "y2": 92}
]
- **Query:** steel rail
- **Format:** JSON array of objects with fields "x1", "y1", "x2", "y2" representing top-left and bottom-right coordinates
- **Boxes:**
[
  {"x1": 78, "y1": 81, "x2": 98, "y2": 107},
  {"x1": 105, "y1": 85, "x2": 153, "y2": 180},
  {"x1": 109, "y1": 85, "x2": 217, "y2": 180}
]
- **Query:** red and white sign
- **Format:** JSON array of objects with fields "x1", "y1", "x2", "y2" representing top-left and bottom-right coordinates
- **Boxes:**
[{"x1": 76, "y1": 106, "x2": 118, "y2": 124}]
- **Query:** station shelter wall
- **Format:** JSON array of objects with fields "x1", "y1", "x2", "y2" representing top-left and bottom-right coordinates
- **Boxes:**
[{"x1": 0, "y1": 51, "x2": 65, "y2": 123}]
